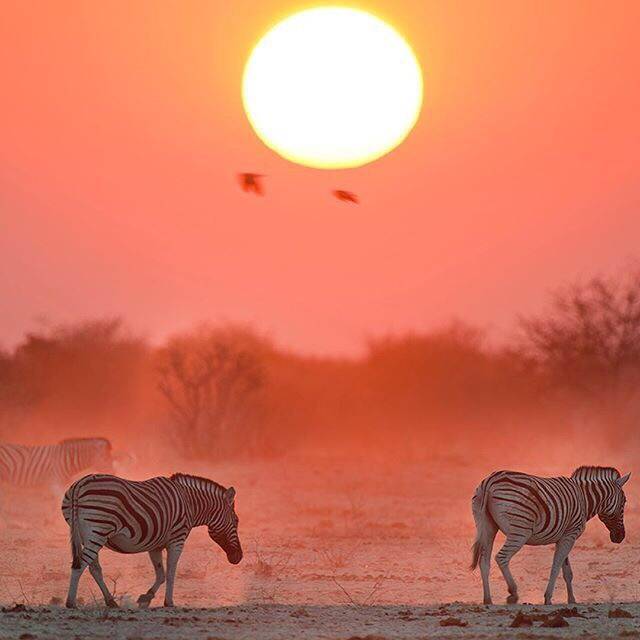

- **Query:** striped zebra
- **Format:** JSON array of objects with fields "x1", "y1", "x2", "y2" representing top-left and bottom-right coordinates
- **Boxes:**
[
  {"x1": 61, "y1": 472, "x2": 242, "y2": 608},
  {"x1": 0, "y1": 438, "x2": 113, "y2": 493},
  {"x1": 471, "y1": 466, "x2": 630, "y2": 605}
]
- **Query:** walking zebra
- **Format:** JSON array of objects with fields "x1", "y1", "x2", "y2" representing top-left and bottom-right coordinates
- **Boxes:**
[
  {"x1": 61, "y1": 472, "x2": 242, "y2": 608},
  {"x1": 0, "y1": 438, "x2": 113, "y2": 493},
  {"x1": 471, "y1": 466, "x2": 630, "y2": 605}
]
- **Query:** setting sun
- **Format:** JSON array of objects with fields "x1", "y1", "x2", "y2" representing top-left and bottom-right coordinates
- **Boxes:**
[{"x1": 242, "y1": 7, "x2": 423, "y2": 169}]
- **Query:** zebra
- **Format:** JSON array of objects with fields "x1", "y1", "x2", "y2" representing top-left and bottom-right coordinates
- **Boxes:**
[
  {"x1": 0, "y1": 438, "x2": 113, "y2": 494},
  {"x1": 471, "y1": 466, "x2": 630, "y2": 605},
  {"x1": 61, "y1": 472, "x2": 242, "y2": 608}
]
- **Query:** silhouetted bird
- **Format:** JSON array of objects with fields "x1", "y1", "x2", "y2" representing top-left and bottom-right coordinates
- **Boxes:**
[
  {"x1": 332, "y1": 190, "x2": 359, "y2": 204},
  {"x1": 238, "y1": 173, "x2": 265, "y2": 195}
]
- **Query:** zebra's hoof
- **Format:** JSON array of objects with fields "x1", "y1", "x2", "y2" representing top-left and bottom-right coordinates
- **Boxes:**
[
  {"x1": 506, "y1": 594, "x2": 519, "y2": 604},
  {"x1": 137, "y1": 594, "x2": 153, "y2": 609}
]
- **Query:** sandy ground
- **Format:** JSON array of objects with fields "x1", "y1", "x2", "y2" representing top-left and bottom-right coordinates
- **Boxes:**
[
  {"x1": 0, "y1": 455, "x2": 639, "y2": 638},
  {"x1": 2, "y1": 602, "x2": 640, "y2": 639}
]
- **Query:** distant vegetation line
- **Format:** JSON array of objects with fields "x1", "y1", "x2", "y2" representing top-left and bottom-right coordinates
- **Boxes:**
[{"x1": 2, "y1": 271, "x2": 640, "y2": 460}]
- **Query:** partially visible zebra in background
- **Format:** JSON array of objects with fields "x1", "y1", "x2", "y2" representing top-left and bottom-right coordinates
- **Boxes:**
[
  {"x1": 471, "y1": 466, "x2": 630, "y2": 605},
  {"x1": 61, "y1": 472, "x2": 242, "y2": 608},
  {"x1": 0, "y1": 438, "x2": 113, "y2": 495}
]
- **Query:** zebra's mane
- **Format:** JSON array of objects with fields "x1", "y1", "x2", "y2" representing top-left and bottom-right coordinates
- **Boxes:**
[
  {"x1": 170, "y1": 473, "x2": 227, "y2": 493},
  {"x1": 59, "y1": 437, "x2": 111, "y2": 448},
  {"x1": 571, "y1": 466, "x2": 621, "y2": 481}
]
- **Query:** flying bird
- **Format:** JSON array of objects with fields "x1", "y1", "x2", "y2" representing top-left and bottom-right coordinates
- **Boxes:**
[
  {"x1": 332, "y1": 190, "x2": 359, "y2": 204},
  {"x1": 238, "y1": 173, "x2": 265, "y2": 196}
]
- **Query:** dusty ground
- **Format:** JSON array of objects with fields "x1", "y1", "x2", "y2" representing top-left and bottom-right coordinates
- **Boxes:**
[
  {"x1": 0, "y1": 455, "x2": 639, "y2": 638},
  {"x1": 2, "y1": 602, "x2": 640, "y2": 639}
]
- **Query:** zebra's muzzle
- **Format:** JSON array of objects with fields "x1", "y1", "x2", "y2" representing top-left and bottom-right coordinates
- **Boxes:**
[
  {"x1": 610, "y1": 529, "x2": 625, "y2": 543},
  {"x1": 227, "y1": 549, "x2": 243, "y2": 565}
]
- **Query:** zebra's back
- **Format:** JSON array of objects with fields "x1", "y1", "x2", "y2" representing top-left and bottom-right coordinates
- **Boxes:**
[
  {"x1": 0, "y1": 444, "x2": 57, "y2": 487},
  {"x1": 477, "y1": 470, "x2": 586, "y2": 545},
  {"x1": 62, "y1": 474, "x2": 190, "y2": 554}
]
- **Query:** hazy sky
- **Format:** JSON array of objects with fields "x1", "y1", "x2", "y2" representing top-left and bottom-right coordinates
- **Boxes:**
[{"x1": 1, "y1": 1, "x2": 639, "y2": 354}]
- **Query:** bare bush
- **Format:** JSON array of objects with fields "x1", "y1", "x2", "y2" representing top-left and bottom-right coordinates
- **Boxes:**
[
  {"x1": 521, "y1": 272, "x2": 640, "y2": 391},
  {"x1": 520, "y1": 271, "x2": 640, "y2": 438},
  {"x1": 157, "y1": 325, "x2": 265, "y2": 458},
  {"x1": 0, "y1": 318, "x2": 149, "y2": 441},
  {"x1": 329, "y1": 571, "x2": 387, "y2": 607}
]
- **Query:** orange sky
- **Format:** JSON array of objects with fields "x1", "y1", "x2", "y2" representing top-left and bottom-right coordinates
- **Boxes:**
[{"x1": 1, "y1": 1, "x2": 639, "y2": 354}]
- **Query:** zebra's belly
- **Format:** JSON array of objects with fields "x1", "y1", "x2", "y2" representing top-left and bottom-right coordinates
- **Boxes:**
[
  {"x1": 106, "y1": 532, "x2": 169, "y2": 554},
  {"x1": 526, "y1": 523, "x2": 582, "y2": 546},
  {"x1": 526, "y1": 533, "x2": 563, "y2": 546}
]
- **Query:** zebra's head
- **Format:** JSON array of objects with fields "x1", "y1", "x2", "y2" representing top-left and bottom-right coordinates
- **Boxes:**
[
  {"x1": 598, "y1": 472, "x2": 631, "y2": 543},
  {"x1": 92, "y1": 439, "x2": 114, "y2": 472},
  {"x1": 573, "y1": 466, "x2": 630, "y2": 543},
  {"x1": 208, "y1": 486, "x2": 242, "y2": 565}
]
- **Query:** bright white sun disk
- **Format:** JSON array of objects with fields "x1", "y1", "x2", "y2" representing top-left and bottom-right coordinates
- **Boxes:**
[{"x1": 242, "y1": 7, "x2": 423, "y2": 169}]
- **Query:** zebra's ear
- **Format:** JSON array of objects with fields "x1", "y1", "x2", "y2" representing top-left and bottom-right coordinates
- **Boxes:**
[
  {"x1": 616, "y1": 473, "x2": 631, "y2": 488},
  {"x1": 225, "y1": 487, "x2": 236, "y2": 505}
]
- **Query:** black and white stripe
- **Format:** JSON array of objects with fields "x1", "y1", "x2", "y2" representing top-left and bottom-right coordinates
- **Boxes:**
[
  {"x1": 471, "y1": 466, "x2": 630, "y2": 604},
  {"x1": 61, "y1": 472, "x2": 242, "y2": 608},
  {"x1": 0, "y1": 438, "x2": 113, "y2": 491}
]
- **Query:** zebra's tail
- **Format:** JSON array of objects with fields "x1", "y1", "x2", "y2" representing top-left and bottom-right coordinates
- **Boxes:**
[
  {"x1": 470, "y1": 482, "x2": 491, "y2": 571},
  {"x1": 68, "y1": 483, "x2": 83, "y2": 569}
]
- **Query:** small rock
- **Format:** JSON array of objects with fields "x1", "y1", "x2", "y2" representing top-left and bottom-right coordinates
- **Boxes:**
[
  {"x1": 439, "y1": 617, "x2": 468, "y2": 627},
  {"x1": 541, "y1": 614, "x2": 569, "y2": 628},
  {"x1": 609, "y1": 608, "x2": 634, "y2": 619},
  {"x1": 553, "y1": 607, "x2": 585, "y2": 618},
  {"x1": 510, "y1": 611, "x2": 534, "y2": 627}
]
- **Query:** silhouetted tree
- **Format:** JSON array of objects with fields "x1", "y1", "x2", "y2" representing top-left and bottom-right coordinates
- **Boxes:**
[
  {"x1": 520, "y1": 272, "x2": 640, "y2": 393},
  {"x1": 520, "y1": 271, "x2": 640, "y2": 439},
  {"x1": 157, "y1": 326, "x2": 264, "y2": 458}
]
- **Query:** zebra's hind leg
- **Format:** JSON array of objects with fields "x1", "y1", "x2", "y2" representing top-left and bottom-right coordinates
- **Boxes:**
[
  {"x1": 495, "y1": 534, "x2": 527, "y2": 604},
  {"x1": 66, "y1": 564, "x2": 87, "y2": 609},
  {"x1": 544, "y1": 538, "x2": 575, "y2": 605},
  {"x1": 478, "y1": 522, "x2": 498, "y2": 604},
  {"x1": 562, "y1": 556, "x2": 576, "y2": 604},
  {"x1": 66, "y1": 531, "x2": 110, "y2": 608},
  {"x1": 137, "y1": 549, "x2": 165, "y2": 609},
  {"x1": 88, "y1": 558, "x2": 118, "y2": 608},
  {"x1": 163, "y1": 544, "x2": 184, "y2": 607}
]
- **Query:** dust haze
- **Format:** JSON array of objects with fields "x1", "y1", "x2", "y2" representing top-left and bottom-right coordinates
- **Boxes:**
[{"x1": 1, "y1": 271, "x2": 640, "y2": 638}]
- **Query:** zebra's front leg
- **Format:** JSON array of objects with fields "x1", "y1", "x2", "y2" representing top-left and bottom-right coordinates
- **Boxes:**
[
  {"x1": 163, "y1": 544, "x2": 184, "y2": 607},
  {"x1": 137, "y1": 549, "x2": 165, "y2": 609},
  {"x1": 562, "y1": 556, "x2": 576, "y2": 604},
  {"x1": 88, "y1": 558, "x2": 118, "y2": 608},
  {"x1": 495, "y1": 534, "x2": 527, "y2": 604},
  {"x1": 544, "y1": 538, "x2": 575, "y2": 605}
]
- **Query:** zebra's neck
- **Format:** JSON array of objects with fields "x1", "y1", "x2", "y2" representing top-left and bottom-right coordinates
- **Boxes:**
[
  {"x1": 171, "y1": 474, "x2": 225, "y2": 528},
  {"x1": 573, "y1": 477, "x2": 616, "y2": 520}
]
